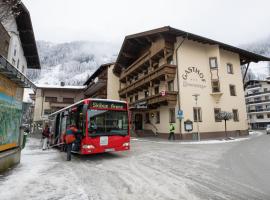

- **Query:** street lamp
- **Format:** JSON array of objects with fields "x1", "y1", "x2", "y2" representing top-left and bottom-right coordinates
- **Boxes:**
[{"x1": 192, "y1": 94, "x2": 200, "y2": 141}]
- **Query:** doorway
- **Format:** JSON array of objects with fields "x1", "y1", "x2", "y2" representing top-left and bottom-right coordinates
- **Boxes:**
[{"x1": 134, "y1": 113, "x2": 143, "y2": 130}]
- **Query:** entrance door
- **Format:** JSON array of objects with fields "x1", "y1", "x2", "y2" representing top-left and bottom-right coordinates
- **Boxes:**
[{"x1": 135, "y1": 114, "x2": 143, "y2": 130}]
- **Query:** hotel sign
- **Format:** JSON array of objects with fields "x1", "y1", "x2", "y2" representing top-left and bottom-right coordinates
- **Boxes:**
[{"x1": 182, "y1": 67, "x2": 207, "y2": 89}]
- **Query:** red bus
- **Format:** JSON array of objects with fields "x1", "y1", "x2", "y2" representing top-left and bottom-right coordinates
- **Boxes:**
[{"x1": 49, "y1": 98, "x2": 130, "y2": 154}]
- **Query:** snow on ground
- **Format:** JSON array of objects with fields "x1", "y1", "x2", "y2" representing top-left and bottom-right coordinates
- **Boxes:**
[
  {"x1": 132, "y1": 131, "x2": 263, "y2": 145},
  {"x1": 0, "y1": 132, "x2": 268, "y2": 200}
]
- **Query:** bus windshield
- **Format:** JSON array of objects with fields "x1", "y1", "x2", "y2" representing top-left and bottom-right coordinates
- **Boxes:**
[{"x1": 88, "y1": 109, "x2": 128, "y2": 136}]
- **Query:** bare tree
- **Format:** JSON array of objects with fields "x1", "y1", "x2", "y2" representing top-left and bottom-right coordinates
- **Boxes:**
[
  {"x1": 216, "y1": 111, "x2": 233, "y2": 138},
  {"x1": 0, "y1": 0, "x2": 21, "y2": 23}
]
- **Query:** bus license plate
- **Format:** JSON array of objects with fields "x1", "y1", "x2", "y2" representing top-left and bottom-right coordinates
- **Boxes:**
[
  {"x1": 105, "y1": 148, "x2": 115, "y2": 152},
  {"x1": 100, "y1": 136, "x2": 108, "y2": 146}
]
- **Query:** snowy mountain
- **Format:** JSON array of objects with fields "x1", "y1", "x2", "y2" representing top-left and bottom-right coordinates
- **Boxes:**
[
  {"x1": 242, "y1": 36, "x2": 270, "y2": 57},
  {"x1": 27, "y1": 41, "x2": 119, "y2": 85},
  {"x1": 26, "y1": 37, "x2": 270, "y2": 86},
  {"x1": 240, "y1": 36, "x2": 270, "y2": 80}
]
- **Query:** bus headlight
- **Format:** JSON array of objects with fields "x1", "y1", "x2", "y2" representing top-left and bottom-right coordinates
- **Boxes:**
[
  {"x1": 122, "y1": 142, "x2": 129, "y2": 147},
  {"x1": 82, "y1": 145, "x2": 95, "y2": 149}
]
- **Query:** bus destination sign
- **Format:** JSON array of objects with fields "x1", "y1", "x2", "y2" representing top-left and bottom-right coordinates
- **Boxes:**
[{"x1": 90, "y1": 101, "x2": 126, "y2": 109}]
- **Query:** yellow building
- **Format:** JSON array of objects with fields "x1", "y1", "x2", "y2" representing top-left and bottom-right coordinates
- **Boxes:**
[{"x1": 113, "y1": 26, "x2": 270, "y2": 139}]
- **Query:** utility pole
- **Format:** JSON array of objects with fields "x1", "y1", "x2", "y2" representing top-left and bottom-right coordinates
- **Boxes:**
[{"x1": 192, "y1": 94, "x2": 200, "y2": 141}]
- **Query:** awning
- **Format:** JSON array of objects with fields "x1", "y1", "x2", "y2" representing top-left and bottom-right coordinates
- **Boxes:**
[{"x1": 0, "y1": 55, "x2": 36, "y2": 90}]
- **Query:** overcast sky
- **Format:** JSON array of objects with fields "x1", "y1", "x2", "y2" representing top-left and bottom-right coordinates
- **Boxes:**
[{"x1": 23, "y1": 0, "x2": 270, "y2": 46}]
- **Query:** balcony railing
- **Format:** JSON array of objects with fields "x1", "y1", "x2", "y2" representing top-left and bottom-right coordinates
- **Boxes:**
[
  {"x1": 246, "y1": 84, "x2": 262, "y2": 89},
  {"x1": 120, "y1": 42, "x2": 174, "y2": 82},
  {"x1": 84, "y1": 79, "x2": 106, "y2": 97},
  {"x1": 129, "y1": 91, "x2": 178, "y2": 108},
  {"x1": 245, "y1": 90, "x2": 270, "y2": 97},
  {"x1": 0, "y1": 55, "x2": 36, "y2": 89},
  {"x1": 119, "y1": 64, "x2": 176, "y2": 97},
  {"x1": 246, "y1": 99, "x2": 270, "y2": 105},
  {"x1": 247, "y1": 108, "x2": 270, "y2": 113}
]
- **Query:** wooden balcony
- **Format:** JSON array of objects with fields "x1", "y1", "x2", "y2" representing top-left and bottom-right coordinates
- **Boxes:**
[
  {"x1": 84, "y1": 79, "x2": 107, "y2": 98},
  {"x1": 130, "y1": 91, "x2": 178, "y2": 108},
  {"x1": 120, "y1": 42, "x2": 174, "y2": 82},
  {"x1": 119, "y1": 64, "x2": 176, "y2": 97}
]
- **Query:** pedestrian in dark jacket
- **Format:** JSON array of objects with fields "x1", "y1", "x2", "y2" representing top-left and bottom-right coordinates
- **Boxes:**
[
  {"x1": 42, "y1": 124, "x2": 50, "y2": 150},
  {"x1": 65, "y1": 125, "x2": 80, "y2": 161}
]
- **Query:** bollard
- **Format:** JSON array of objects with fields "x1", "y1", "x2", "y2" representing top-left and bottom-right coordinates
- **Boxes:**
[{"x1": 22, "y1": 132, "x2": 28, "y2": 149}]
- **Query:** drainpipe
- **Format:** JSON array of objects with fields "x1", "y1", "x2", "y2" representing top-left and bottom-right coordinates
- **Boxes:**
[{"x1": 174, "y1": 33, "x2": 188, "y2": 139}]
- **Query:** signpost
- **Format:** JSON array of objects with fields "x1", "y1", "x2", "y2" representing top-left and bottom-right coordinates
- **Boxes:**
[{"x1": 177, "y1": 110, "x2": 183, "y2": 119}]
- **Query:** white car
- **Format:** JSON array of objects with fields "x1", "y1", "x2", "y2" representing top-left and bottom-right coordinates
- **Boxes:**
[{"x1": 266, "y1": 125, "x2": 270, "y2": 134}]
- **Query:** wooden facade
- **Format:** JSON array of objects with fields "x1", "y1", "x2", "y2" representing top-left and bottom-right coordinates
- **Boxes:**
[{"x1": 118, "y1": 36, "x2": 177, "y2": 109}]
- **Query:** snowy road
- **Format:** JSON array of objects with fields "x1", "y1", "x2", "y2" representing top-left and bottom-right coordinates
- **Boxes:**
[{"x1": 1, "y1": 132, "x2": 270, "y2": 200}]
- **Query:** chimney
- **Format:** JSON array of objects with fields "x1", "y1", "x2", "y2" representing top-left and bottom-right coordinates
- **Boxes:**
[{"x1": 60, "y1": 82, "x2": 65, "y2": 86}]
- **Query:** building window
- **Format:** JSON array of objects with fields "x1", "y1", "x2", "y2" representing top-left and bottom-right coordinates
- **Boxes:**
[
  {"x1": 145, "y1": 113, "x2": 150, "y2": 123},
  {"x1": 209, "y1": 57, "x2": 218, "y2": 69},
  {"x1": 252, "y1": 90, "x2": 259, "y2": 94},
  {"x1": 232, "y1": 109, "x2": 239, "y2": 121},
  {"x1": 44, "y1": 109, "x2": 51, "y2": 115},
  {"x1": 22, "y1": 65, "x2": 25, "y2": 74},
  {"x1": 135, "y1": 94, "x2": 138, "y2": 101},
  {"x1": 169, "y1": 108, "x2": 175, "y2": 123},
  {"x1": 154, "y1": 86, "x2": 159, "y2": 95},
  {"x1": 129, "y1": 96, "x2": 133, "y2": 103},
  {"x1": 17, "y1": 59, "x2": 20, "y2": 69},
  {"x1": 267, "y1": 114, "x2": 270, "y2": 118},
  {"x1": 14, "y1": 49, "x2": 16, "y2": 56},
  {"x1": 156, "y1": 111, "x2": 160, "y2": 124},
  {"x1": 12, "y1": 58, "x2": 16, "y2": 66},
  {"x1": 227, "y1": 63, "x2": 233, "y2": 74},
  {"x1": 254, "y1": 97, "x2": 261, "y2": 102},
  {"x1": 264, "y1": 88, "x2": 268, "y2": 92},
  {"x1": 168, "y1": 80, "x2": 174, "y2": 92},
  {"x1": 144, "y1": 69, "x2": 148, "y2": 75},
  {"x1": 265, "y1": 96, "x2": 269, "y2": 100},
  {"x1": 4, "y1": 41, "x2": 9, "y2": 51},
  {"x1": 193, "y1": 107, "x2": 202, "y2": 122},
  {"x1": 230, "y1": 85, "x2": 236, "y2": 96},
  {"x1": 144, "y1": 90, "x2": 149, "y2": 98},
  {"x1": 45, "y1": 96, "x2": 57, "y2": 102},
  {"x1": 212, "y1": 80, "x2": 220, "y2": 93},
  {"x1": 63, "y1": 98, "x2": 74, "y2": 104},
  {"x1": 134, "y1": 75, "x2": 138, "y2": 81},
  {"x1": 256, "y1": 114, "x2": 264, "y2": 119},
  {"x1": 214, "y1": 108, "x2": 221, "y2": 122}
]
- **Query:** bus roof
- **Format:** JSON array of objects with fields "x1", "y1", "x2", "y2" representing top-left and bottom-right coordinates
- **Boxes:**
[{"x1": 48, "y1": 98, "x2": 127, "y2": 117}]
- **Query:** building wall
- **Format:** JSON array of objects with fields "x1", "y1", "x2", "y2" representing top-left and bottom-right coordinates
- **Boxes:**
[
  {"x1": 107, "y1": 65, "x2": 120, "y2": 100},
  {"x1": 33, "y1": 88, "x2": 84, "y2": 123},
  {"x1": 245, "y1": 81, "x2": 270, "y2": 129},
  {"x1": 0, "y1": 23, "x2": 10, "y2": 58},
  {"x1": 176, "y1": 38, "x2": 247, "y2": 135},
  {"x1": 138, "y1": 38, "x2": 248, "y2": 138},
  {"x1": 3, "y1": 17, "x2": 27, "y2": 74}
]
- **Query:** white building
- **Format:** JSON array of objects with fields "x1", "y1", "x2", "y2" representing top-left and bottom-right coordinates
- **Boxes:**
[{"x1": 245, "y1": 79, "x2": 270, "y2": 129}]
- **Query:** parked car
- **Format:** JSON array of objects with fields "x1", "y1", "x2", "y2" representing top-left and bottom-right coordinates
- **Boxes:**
[{"x1": 266, "y1": 124, "x2": 270, "y2": 134}]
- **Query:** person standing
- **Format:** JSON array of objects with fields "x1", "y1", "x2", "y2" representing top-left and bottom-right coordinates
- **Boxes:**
[
  {"x1": 42, "y1": 124, "x2": 50, "y2": 150},
  {"x1": 168, "y1": 123, "x2": 175, "y2": 140},
  {"x1": 65, "y1": 125, "x2": 79, "y2": 161}
]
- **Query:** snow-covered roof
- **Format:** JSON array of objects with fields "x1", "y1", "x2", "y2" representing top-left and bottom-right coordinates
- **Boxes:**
[{"x1": 36, "y1": 84, "x2": 86, "y2": 90}]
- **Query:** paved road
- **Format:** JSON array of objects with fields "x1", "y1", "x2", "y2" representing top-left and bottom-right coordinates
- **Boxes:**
[{"x1": 0, "y1": 132, "x2": 270, "y2": 200}]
